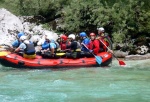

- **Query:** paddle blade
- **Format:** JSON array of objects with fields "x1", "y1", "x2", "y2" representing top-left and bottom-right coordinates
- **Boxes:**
[
  {"x1": 0, "y1": 51, "x2": 9, "y2": 56},
  {"x1": 119, "y1": 60, "x2": 126, "y2": 66},
  {"x1": 95, "y1": 56, "x2": 102, "y2": 65},
  {"x1": 56, "y1": 53, "x2": 66, "y2": 56}
]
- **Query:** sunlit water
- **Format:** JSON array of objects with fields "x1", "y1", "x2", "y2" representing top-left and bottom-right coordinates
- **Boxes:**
[{"x1": 0, "y1": 59, "x2": 150, "y2": 102}]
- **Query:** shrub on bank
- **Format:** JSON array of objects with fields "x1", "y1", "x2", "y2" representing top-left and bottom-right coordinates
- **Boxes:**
[{"x1": 0, "y1": 0, "x2": 150, "y2": 46}]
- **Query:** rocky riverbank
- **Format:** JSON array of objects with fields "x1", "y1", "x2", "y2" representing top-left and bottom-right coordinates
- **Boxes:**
[
  {"x1": 0, "y1": 8, "x2": 58, "y2": 46},
  {"x1": 0, "y1": 8, "x2": 150, "y2": 60},
  {"x1": 125, "y1": 54, "x2": 150, "y2": 60},
  {"x1": 113, "y1": 50, "x2": 150, "y2": 60}
]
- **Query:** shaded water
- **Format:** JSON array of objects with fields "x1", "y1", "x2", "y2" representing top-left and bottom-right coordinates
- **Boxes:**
[{"x1": 0, "y1": 59, "x2": 150, "y2": 102}]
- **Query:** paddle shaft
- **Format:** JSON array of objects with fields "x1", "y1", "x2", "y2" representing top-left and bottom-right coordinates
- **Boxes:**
[
  {"x1": 82, "y1": 43, "x2": 96, "y2": 57},
  {"x1": 82, "y1": 43, "x2": 102, "y2": 65},
  {"x1": 0, "y1": 44, "x2": 15, "y2": 52},
  {"x1": 99, "y1": 39, "x2": 120, "y2": 61}
]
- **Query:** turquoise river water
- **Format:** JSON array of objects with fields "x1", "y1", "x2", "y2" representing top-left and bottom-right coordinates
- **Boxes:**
[{"x1": 0, "y1": 59, "x2": 150, "y2": 102}]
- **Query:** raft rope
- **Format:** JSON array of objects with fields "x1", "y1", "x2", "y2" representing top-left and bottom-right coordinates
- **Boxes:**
[{"x1": 6, "y1": 55, "x2": 96, "y2": 66}]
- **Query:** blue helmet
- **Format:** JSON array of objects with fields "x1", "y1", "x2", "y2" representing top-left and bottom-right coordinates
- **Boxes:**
[
  {"x1": 79, "y1": 32, "x2": 87, "y2": 37},
  {"x1": 17, "y1": 32, "x2": 25, "y2": 38}
]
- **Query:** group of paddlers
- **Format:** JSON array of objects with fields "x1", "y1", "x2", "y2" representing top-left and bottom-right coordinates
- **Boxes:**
[{"x1": 7, "y1": 27, "x2": 112, "y2": 59}]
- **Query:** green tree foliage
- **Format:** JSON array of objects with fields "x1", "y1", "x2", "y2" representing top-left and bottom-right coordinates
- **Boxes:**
[
  {"x1": 16, "y1": 0, "x2": 70, "y2": 21},
  {"x1": 62, "y1": 0, "x2": 104, "y2": 32},
  {"x1": 0, "y1": 0, "x2": 150, "y2": 44},
  {"x1": 0, "y1": 0, "x2": 70, "y2": 21},
  {"x1": 62, "y1": 0, "x2": 150, "y2": 43},
  {"x1": 110, "y1": 0, "x2": 150, "y2": 43},
  {"x1": 0, "y1": 0, "x2": 20, "y2": 14}
]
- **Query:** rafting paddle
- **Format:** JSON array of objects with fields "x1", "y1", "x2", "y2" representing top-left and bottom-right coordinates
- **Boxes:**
[
  {"x1": 0, "y1": 51, "x2": 10, "y2": 57},
  {"x1": 82, "y1": 43, "x2": 102, "y2": 65},
  {"x1": 56, "y1": 53, "x2": 66, "y2": 56},
  {"x1": 99, "y1": 39, "x2": 126, "y2": 66}
]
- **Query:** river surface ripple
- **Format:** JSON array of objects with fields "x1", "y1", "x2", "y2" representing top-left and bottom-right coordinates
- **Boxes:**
[{"x1": 0, "y1": 59, "x2": 150, "y2": 102}]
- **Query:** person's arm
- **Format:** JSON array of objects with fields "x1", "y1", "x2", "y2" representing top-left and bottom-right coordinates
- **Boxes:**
[
  {"x1": 14, "y1": 47, "x2": 20, "y2": 52},
  {"x1": 51, "y1": 48, "x2": 55, "y2": 55},
  {"x1": 84, "y1": 38, "x2": 90, "y2": 45},
  {"x1": 42, "y1": 43, "x2": 49, "y2": 50},
  {"x1": 93, "y1": 40, "x2": 100, "y2": 54},
  {"x1": 49, "y1": 43, "x2": 55, "y2": 55},
  {"x1": 14, "y1": 43, "x2": 26, "y2": 52},
  {"x1": 66, "y1": 42, "x2": 72, "y2": 49},
  {"x1": 64, "y1": 41, "x2": 71, "y2": 51},
  {"x1": 82, "y1": 39, "x2": 90, "y2": 49},
  {"x1": 88, "y1": 41, "x2": 92, "y2": 50},
  {"x1": 12, "y1": 40, "x2": 19, "y2": 48}
]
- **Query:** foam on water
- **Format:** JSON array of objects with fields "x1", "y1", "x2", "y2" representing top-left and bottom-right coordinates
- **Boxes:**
[{"x1": 0, "y1": 59, "x2": 150, "y2": 102}]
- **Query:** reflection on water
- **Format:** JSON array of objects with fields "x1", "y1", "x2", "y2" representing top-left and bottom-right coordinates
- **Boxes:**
[{"x1": 0, "y1": 59, "x2": 150, "y2": 102}]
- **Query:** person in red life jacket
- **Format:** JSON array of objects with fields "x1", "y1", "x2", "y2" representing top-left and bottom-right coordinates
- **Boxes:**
[
  {"x1": 97, "y1": 27, "x2": 113, "y2": 53},
  {"x1": 88, "y1": 33, "x2": 100, "y2": 55},
  {"x1": 60, "y1": 35, "x2": 71, "y2": 51}
]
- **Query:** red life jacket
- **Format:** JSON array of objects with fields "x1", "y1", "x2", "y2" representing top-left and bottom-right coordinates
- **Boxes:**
[
  {"x1": 60, "y1": 41, "x2": 71, "y2": 50},
  {"x1": 99, "y1": 38, "x2": 109, "y2": 52},
  {"x1": 89, "y1": 39, "x2": 100, "y2": 54}
]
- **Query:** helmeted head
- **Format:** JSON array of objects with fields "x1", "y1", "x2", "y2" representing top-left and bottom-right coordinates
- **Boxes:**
[
  {"x1": 42, "y1": 31, "x2": 49, "y2": 40},
  {"x1": 79, "y1": 32, "x2": 87, "y2": 38},
  {"x1": 31, "y1": 35, "x2": 40, "y2": 43},
  {"x1": 17, "y1": 32, "x2": 25, "y2": 38},
  {"x1": 68, "y1": 34, "x2": 75, "y2": 41},
  {"x1": 19, "y1": 35, "x2": 27, "y2": 42},
  {"x1": 44, "y1": 33, "x2": 49, "y2": 38},
  {"x1": 46, "y1": 36, "x2": 54, "y2": 43},
  {"x1": 60, "y1": 35, "x2": 68, "y2": 41},
  {"x1": 97, "y1": 27, "x2": 104, "y2": 32},
  {"x1": 97, "y1": 27, "x2": 104, "y2": 35},
  {"x1": 90, "y1": 33, "x2": 96, "y2": 40}
]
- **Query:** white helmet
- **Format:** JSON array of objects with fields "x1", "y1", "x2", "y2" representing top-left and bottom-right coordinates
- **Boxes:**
[
  {"x1": 46, "y1": 36, "x2": 53, "y2": 41},
  {"x1": 44, "y1": 33, "x2": 49, "y2": 37},
  {"x1": 20, "y1": 35, "x2": 27, "y2": 41},
  {"x1": 31, "y1": 35, "x2": 40, "y2": 43},
  {"x1": 97, "y1": 27, "x2": 104, "y2": 32},
  {"x1": 68, "y1": 34, "x2": 75, "y2": 40}
]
